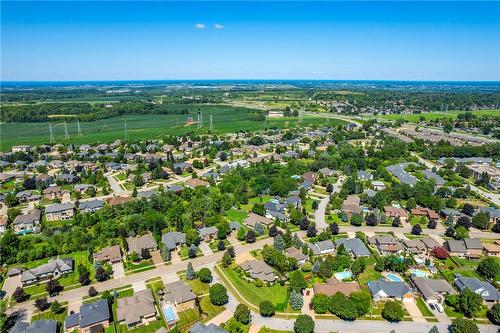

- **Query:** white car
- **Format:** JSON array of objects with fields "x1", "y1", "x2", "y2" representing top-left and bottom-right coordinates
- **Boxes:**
[{"x1": 435, "y1": 303, "x2": 444, "y2": 313}]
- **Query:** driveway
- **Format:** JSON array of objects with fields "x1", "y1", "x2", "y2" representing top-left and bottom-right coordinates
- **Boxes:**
[
  {"x1": 132, "y1": 281, "x2": 146, "y2": 292},
  {"x1": 404, "y1": 300, "x2": 426, "y2": 323},
  {"x1": 150, "y1": 250, "x2": 163, "y2": 265},
  {"x1": 199, "y1": 242, "x2": 214, "y2": 256},
  {"x1": 2, "y1": 275, "x2": 21, "y2": 298},
  {"x1": 67, "y1": 298, "x2": 82, "y2": 314},
  {"x1": 112, "y1": 262, "x2": 125, "y2": 279},
  {"x1": 314, "y1": 196, "x2": 330, "y2": 231}
]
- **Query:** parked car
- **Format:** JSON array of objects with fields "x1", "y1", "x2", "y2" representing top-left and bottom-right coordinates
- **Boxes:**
[
  {"x1": 428, "y1": 303, "x2": 435, "y2": 310},
  {"x1": 435, "y1": 303, "x2": 444, "y2": 313}
]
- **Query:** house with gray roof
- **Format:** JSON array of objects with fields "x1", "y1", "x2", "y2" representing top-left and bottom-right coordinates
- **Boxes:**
[
  {"x1": 10, "y1": 319, "x2": 57, "y2": 333},
  {"x1": 367, "y1": 280, "x2": 413, "y2": 302},
  {"x1": 229, "y1": 221, "x2": 241, "y2": 231},
  {"x1": 413, "y1": 277, "x2": 454, "y2": 304},
  {"x1": 239, "y1": 260, "x2": 276, "y2": 282},
  {"x1": 422, "y1": 170, "x2": 446, "y2": 187},
  {"x1": 454, "y1": 274, "x2": 500, "y2": 303},
  {"x1": 79, "y1": 199, "x2": 104, "y2": 213},
  {"x1": 117, "y1": 289, "x2": 157, "y2": 329},
  {"x1": 307, "y1": 240, "x2": 335, "y2": 256},
  {"x1": 446, "y1": 238, "x2": 483, "y2": 258},
  {"x1": 21, "y1": 258, "x2": 73, "y2": 286},
  {"x1": 161, "y1": 231, "x2": 186, "y2": 251},
  {"x1": 12, "y1": 209, "x2": 41, "y2": 234},
  {"x1": 189, "y1": 322, "x2": 228, "y2": 333},
  {"x1": 65, "y1": 299, "x2": 111, "y2": 332},
  {"x1": 45, "y1": 202, "x2": 74, "y2": 221},
  {"x1": 357, "y1": 170, "x2": 373, "y2": 181},
  {"x1": 386, "y1": 163, "x2": 418, "y2": 187},
  {"x1": 126, "y1": 233, "x2": 158, "y2": 256},
  {"x1": 368, "y1": 235, "x2": 403, "y2": 255},
  {"x1": 164, "y1": 280, "x2": 197, "y2": 310},
  {"x1": 285, "y1": 247, "x2": 308, "y2": 265},
  {"x1": 335, "y1": 238, "x2": 371, "y2": 257},
  {"x1": 198, "y1": 226, "x2": 218, "y2": 242}
]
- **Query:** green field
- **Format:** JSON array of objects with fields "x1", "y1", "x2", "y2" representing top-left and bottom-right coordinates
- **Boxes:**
[
  {"x1": 0, "y1": 105, "x2": 346, "y2": 151},
  {"x1": 365, "y1": 109, "x2": 500, "y2": 123}
]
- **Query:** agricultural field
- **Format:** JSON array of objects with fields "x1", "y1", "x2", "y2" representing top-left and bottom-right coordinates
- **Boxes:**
[
  {"x1": 0, "y1": 104, "x2": 346, "y2": 151},
  {"x1": 364, "y1": 109, "x2": 500, "y2": 123}
]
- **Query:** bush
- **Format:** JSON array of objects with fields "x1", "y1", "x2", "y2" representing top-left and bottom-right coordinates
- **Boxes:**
[
  {"x1": 217, "y1": 240, "x2": 226, "y2": 251},
  {"x1": 12, "y1": 287, "x2": 29, "y2": 303},
  {"x1": 259, "y1": 300, "x2": 275, "y2": 317},
  {"x1": 477, "y1": 257, "x2": 500, "y2": 280},
  {"x1": 254, "y1": 279, "x2": 264, "y2": 287},
  {"x1": 197, "y1": 268, "x2": 213, "y2": 283},
  {"x1": 411, "y1": 223, "x2": 422, "y2": 235},
  {"x1": 301, "y1": 262, "x2": 312, "y2": 272},
  {"x1": 472, "y1": 212, "x2": 490, "y2": 230},
  {"x1": 450, "y1": 318, "x2": 479, "y2": 333},
  {"x1": 50, "y1": 300, "x2": 64, "y2": 314},
  {"x1": 234, "y1": 304, "x2": 251, "y2": 324},
  {"x1": 34, "y1": 297, "x2": 50, "y2": 311},
  {"x1": 311, "y1": 294, "x2": 330, "y2": 314},
  {"x1": 88, "y1": 286, "x2": 98, "y2": 297},
  {"x1": 294, "y1": 314, "x2": 314, "y2": 333},
  {"x1": 381, "y1": 301, "x2": 404, "y2": 322},
  {"x1": 487, "y1": 303, "x2": 500, "y2": 325},
  {"x1": 209, "y1": 283, "x2": 228, "y2": 305}
]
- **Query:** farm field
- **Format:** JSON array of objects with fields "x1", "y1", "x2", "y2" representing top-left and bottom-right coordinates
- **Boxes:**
[
  {"x1": 0, "y1": 105, "x2": 346, "y2": 150},
  {"x1": 363, "y1": 109, "x2": 500, "y2": 123}
]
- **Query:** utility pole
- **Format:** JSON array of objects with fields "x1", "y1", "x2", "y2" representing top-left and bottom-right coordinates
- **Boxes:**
[
  {"x1": 77, "y1": 119, "x2": 82, "y2": 136},
  {"x1": 200, "y1": 112, "x2": 203, "y2": 128},
  {"x1": 124, "y1": 120, "x2": 128, "y2": 140},
  {"x1": 64, "y1": 121, "x2": 69, "y2": 140},
  {"x1": 197, "y1": 113, "x2": 201, "y2": 129},
  {"x1": 49, "y1": 123, "x2": 55, "y2": 144},
  {"x1": 209, "y1": 114, "x2": 213, "y2": 131}
]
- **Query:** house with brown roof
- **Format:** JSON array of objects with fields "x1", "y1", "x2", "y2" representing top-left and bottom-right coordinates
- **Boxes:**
[
  {"x1": 342, "y1": 195, "x2": 363, "y2": 217},
  {"x1": 285, "y1": 247, "x2": 308, "y2": 265},
  {"x1": 384, "y1": 206, "x2": 409, "y2": 223},
  {"x1": 243, "y1": 212, "x2": 273, "y2": 229},
  {"x1": 420, "y1": 237, "x2": 442, "y2": 254},
  {"x1": 43, "y1": 186, "x2": 65, "y2": 200},
  {"x1": 108, "y1": 196, "x2": 133, "y2": 207},
  {"x1": 126, "y1": 234, "x2": 158, "y2": 256},
  {"x1": 117, "y1": 289, "x2": 157, "y2": 329},
  {"x1": 185, "y1": 178, "x2": 209, "y2": 189},
  {"x1": 94, "y1": 245, "x2": 122, "y2": 264},
  {"x1": 483, "y1": 243, "x2": 500, "y2": 257},
  {"x1": 313, "y1": 277, "x2": 361, "y2": 297},
  {"x1": 413, "y1": 277, "x2": 454, "y2": 304},
  {"x1": 239, "y1": 260, "x2": 276, "y2": 282},
  {"x1": 368, "y1": 235, "x2": 403, "y2": 255},
  {"x1": 411, "y1": 207, "x2": 439, "y2": 222},
  {"x1": 164, "y1": 280, "x2": 197, "y2": 311}
]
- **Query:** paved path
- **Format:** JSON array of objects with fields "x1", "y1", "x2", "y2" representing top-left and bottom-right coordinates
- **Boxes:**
[
  {"x1": 206, "y1": 309, "x2": 233, "y2": 326},
  {"x1": 106, "y1": 172, "x2": 126, "y2": 196},
  {"x1": 314, "y1": 196, "x2": 330, "y2": 231},
  {"x1": 403, "y1": 301, "x2": 425, "y2": 323},
  {"x1": 199, "y1": 242, "x2": 214, "y2": 256}
]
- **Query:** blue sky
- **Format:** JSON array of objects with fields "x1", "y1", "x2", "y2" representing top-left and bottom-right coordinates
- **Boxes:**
[{"x1": 1, "y1": 1, "x2": 499, "y2": 81}]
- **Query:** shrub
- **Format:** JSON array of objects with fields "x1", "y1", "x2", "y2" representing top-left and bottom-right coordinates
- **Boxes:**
[
  {"x1": 88, "y1": 286, "x2": 98, "y2": 297},
  {"x1": 209, "y1": 283, "x2": 228, "y2": 305},
  {"x1": 255, "y1": 279, "x2": 264, "y2": 287},
  {"x1": 34, "y1": 297, "x2": 50, "y2": 311},
  {"x1": 488, "y1": 303, "x2": 500, "y2": 325},
  {"x1": 450, "y1": 318, "x2": 479, "y2": 333},
  {"x1": 381, "y1": 301, "x2": 404, "y2": 322},
  {"x1": 12, "y1": 287, "x2": 29, "y2": 303},
  {"x1": 294, "y1": 314, "x2": 314, "y2": 333},
  {"x1": 259, "y1": 300, "x2": 275, "y2": 317},
  {"x1": 197, "y1": 268, "x2": 213, "y2": 283},
  {"x1": 234, "y1": 304, "x2": 251, "y2": 324},
  {"x1": 311, "y1": 293, "x2": 330, "y2": 314},
  {"x1": 50, "y1": 300, "x2": 64, "y2": 314},
  {"x1": 477, "y1": 257, "x2": 500, "y2": 280}
]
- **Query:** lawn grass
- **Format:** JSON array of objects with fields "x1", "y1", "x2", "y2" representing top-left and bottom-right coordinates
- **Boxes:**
[
  {"x1": 415, "y1": 297, "x2": 434, "y2": 317},
  {"x1": 181, "y1": 277, "x2": 210, "y2": 296},
  {"x1": 199, "y1": 296, "x2": 225, "y2": 322},
  {"x1": 226, "y1": 209, "x2": 248, "y2": 223},
  {"x1": 357, "y1": 265, "x2": 383, "y2": 286},
  {"x1": 31, "y1": 307, "x2": 68, "y2": 325},
  {"x1": 219, "y1": 265, "x2": 288, "y2": 308},
  {"x1": 176, "y1": 308, "x2": 200, "y2": 330},
  {"x1": 208, "y1": 239, "x2": 230, "y2": 252},
  {"x1": 124, "y1": 259, "x2": 155, "y2": 275},
  {"x1": 259, "y1": 328, "x2": 293, "y2": 333},
  {"x1": 364, "y1": 109, "x2": 500, "y2": 123},
  {"x1": 0, "y1": 106, "x2": 347, "y2": 151},
  {"x1": 115, "y1": 320, "x2": 164, "y2": 333},
  {"x1": 241, "y1": 195, "x2": 272, "y2": 212}
]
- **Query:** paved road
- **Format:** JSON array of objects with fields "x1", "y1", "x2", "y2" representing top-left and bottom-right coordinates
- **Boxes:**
[
  {"x1": 314, "y1": 175, "x2": 345, "y2": 231},
  {"x1": 301, "y1": 111, "x2": 363, "y2": 127},
  {"x1": 7, "y1": 236, "x2": 273, "y2": 315},
  {"x1": 412, "y1": 152, "x2": 500, "y2": 207},
  {"x1": 106, "y1": 172, "x2": 126, "y2": 196}
]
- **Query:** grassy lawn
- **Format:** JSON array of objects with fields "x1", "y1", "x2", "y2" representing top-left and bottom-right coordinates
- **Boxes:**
[
  {"x1": 31, "y1": 307, "x2": 68, "y2": 325},
  {"x1": 176, "y1": 308, "x2": 200, "y2": 330},
  {"x1": 124, "y1": 259, "x2": 154, "y2": 275},
  {"x1": 199, "y1": 296, "x2": 225, "y2": 322},
  {"x1": 116, "y1": 321, "x2": 164, "y2": 333},
  {"x1": 209, "y1": 239, "x2": 230, "y2": 252},
  {"x1": 259, "y1": 328, "x2": 293, "y2": 333},
  {"x1": 226, "y1": 209, "x2": 248, "y2": 223},
  {"x1": 182, "y1": 277, "x2": 210, "y2": 296},
  {"x1": 415, "y1": 297, "x2": 434, "y2": 317},
  {"x1": 357, "y1": 265, "x2": 383, "y2": 286},
  {"x1": 179, "y1": 245, "x2": 203, "y2": 260},
  {"x1": 241, "y1": 195, "x2": 272, "y2": 212},
  {"x1": 219, "y1": 265, "x2": 288, "y2": 308}
]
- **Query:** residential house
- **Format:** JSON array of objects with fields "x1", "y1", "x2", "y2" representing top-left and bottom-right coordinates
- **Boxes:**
[
  {"x1": 229, "y1": 221, "x2": 242, "y2": 231},
  {"x1": 318, "y1": 167, "x2": 336, "y2": 177},
  {"x1": 107, "y1": 196, "x2": 133, "y2": 207},
  {"x1": 446, "y1": 238, "x2": 483, "y2": 259},
  {"x1": 15, "y1": 190, "x2": 40, "y2": 203},
  {"x1": 10, "y1": 319, "x2": 57, "y2": 333},
  {"x1": 164, "y1": 280, "x2": 197, "y2": 311},
  {"x1": 386, "y1": 163, "x2": 418, "y2": 187},
  {"x1": 384, "y1": 206, "x2": 409, "y2": 223},
  {"x1": 445, "y1": 240, "x2": 467, "y2": 257},
  {"x1": 371, "y1": 181, "x2": 386, "y2": 191},
  {"x1": 413, "y1": 277, "x2": 454, "y2": 304},
  {"x1": 137, "y1": 189, "x2": 157, "y2": 199},
  {"x1": 367, "y1": 280, "x2": 413, "y2": 302},
  {"x1": 243, "y1": 212, "x2": 273, "y2": 229},
  {"x1": 162, "y1": 231, "x2": 186, "y2": 251},
  {"x1": 126, "y1": 234, "x2": 158, "y2": 256},
  {"x1": 308, "y1": 240, "x2": 335, "y2": 256},
  {"x1": 422, "y1": 170, "x2": 446, "y2": 187},
  {"x1": 198, "y1": 226, "x2": 218, "y2": 242},
  {"x1": 402, "y1": 239, "x2": 426, "y2": 255},
  {"x1": 483, "y1": 243, "x2": 500, "y2": 257},
  {"x1": 74, "y1": 184, "x2": 95, "y2": 193},
  {"x1": 117, "y1": 289, "x2": 157, "y2": 329},
  {"x1": 411, "y1": 207, "x2": 440, "y2": 222},
  {"x1": 368, "y1": 235, "x2": 403, "y2": 255},
  {"x1": 439, "y1": 208, "x2": 466, "y2": 222},
  {"x1": 342, "y1": 195, "x2": 362, "y2": 217},
  {"x1": 58, "y1": 173, "x2": 79, "y2": 184},
  {"x1": 420, "y1": 237, "x2": 442, "y2": 254},
  {"x1": 45, "y1": 202, "x2": 74, "y2": 221},
  {"x1": 43, "y1": 186, "x2": 64, "y2": 200},
  {"x1": 0, "y1": 216, "x2": 7, "y2": 234},
  {"x1": 21, "y1": 258, "x2": 73, "y2": 286},
  {"x1": 357, "y1": 170, "x2": 373, "y2": 181},
  {"x1": 64, "y1": 299, "x2": 110, "y2": 333},
  {"x1": 313, "y1": 277, "x2": 361, "y2": 297},
  {"x1": 454, "y1": 275, "x2": 500, "y2": 305},
  {"x1": 185, "y1": 178, "x2": 209, "y2": 189},
  {"x1": 285, "y1": 247, "x2": 308, "y2": 265},
  {"x1": 94, "y1": 245, "x2": 122, "y2": 264},
  {"x1": 335, "y1": 238, "x2": 371, "y2": 257},
  {"x1": 13, "y1": 210, "x2": 42, "y2": 234},
  {"x1": 239, "y1": 260, "x2": 276, "y2": 282},
  {"x1": 189, "y1": 322, "x2": 228, "y2": 333},
  {"x1": 79, "y1": 199, "x2": 104, "y2": 213}
]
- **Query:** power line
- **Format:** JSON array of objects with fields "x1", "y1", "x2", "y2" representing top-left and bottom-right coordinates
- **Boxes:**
[
  {"x1": 64, "y1": 121, "x2": 69, "y2": 140},
  {"x1": 49, "y1": 123, "x2": 55, "y2": 144}
]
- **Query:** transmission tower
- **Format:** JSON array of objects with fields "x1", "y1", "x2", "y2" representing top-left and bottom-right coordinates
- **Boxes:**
[
  {"x1": 49, "y1": 124, "x2": 55, "y2": 144},
  {"x1": 124, "y1": 120, "x2": 128, "y2": 140},
  {"x1": 77, "y1": 119, "x2": 82, "y2": 136},
  {"x1": 64, "y1": 121, "x2": 69, "y2": 140},
  {"x1": 209, "y1": 114, "x2": 213, "y2": 131}
]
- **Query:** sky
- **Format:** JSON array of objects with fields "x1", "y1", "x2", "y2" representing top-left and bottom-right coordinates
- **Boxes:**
[{"x1": 1, "y1": 1, "x2": 500, "y2": 81}]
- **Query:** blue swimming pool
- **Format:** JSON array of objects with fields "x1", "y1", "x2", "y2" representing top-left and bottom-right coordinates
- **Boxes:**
[
  {"x1": 385, "y1": 274, "x2": 403, "y2": 282},
  {"x1": 163, "y1": 305, "x2": 178, "y2": 323},
  {"x1": 334, "y1": 271, "x2": 353, "y2": 281},
  {"x1": 410, "y1": 269, "x2": 430, "y2": 278}
]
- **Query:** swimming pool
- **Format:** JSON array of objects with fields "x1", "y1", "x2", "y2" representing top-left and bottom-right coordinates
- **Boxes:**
[
  {"x1": 410, "y1": 269, "x2": 430, "y2": 278},
  {"x1": 385, "y1": 274, "x2": 403, "y2": 282},
  {"x1": 334, "y1": 271, "x2": 353, "y2": 281},
  {"x1": 163, "y1": 304, "x2": 178, "y2": 324}
]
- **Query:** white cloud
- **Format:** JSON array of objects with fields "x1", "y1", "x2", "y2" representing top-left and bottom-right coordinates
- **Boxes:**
[
  {"x1": 194, "y1": 23, "x2": 206, "y2": 29},
  {"x1": 214, "y1": 24, "x2": 224, "y2": 30}
]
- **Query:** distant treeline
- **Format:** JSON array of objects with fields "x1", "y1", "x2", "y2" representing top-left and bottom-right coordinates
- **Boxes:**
[
  {"x1": 0, "y1": 101, "x2": 193, "y2": 122},
  {"x1": 423, "y1": 142, "x2": 500, "y2": 160}
]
